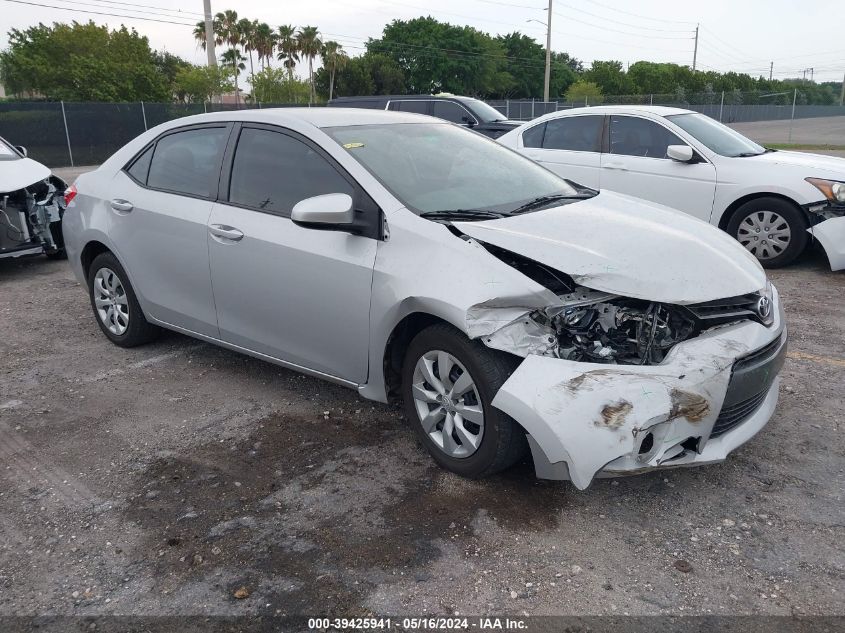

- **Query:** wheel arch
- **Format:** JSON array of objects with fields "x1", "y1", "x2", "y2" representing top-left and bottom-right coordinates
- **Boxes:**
[
  {"x1": 80, "y1": 240, "x2": 113, "y2": 280},
  {"x1": 382, "y1": 312, "x2": 453, "y2": 402},
  {"x1": 717, "y1": 192, "x2": 806, "y2": 231}
]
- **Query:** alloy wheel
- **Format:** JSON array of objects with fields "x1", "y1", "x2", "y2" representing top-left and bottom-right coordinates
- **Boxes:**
[
  {"x1": 93, "y1": 267, "x2": 130, "y2": 336},
  {"x1": 411, "y1": 350, "x2": 484, "y2": 458},
  {"x1": 736, "y1": 210, "x2": 791, "y2": 260}
]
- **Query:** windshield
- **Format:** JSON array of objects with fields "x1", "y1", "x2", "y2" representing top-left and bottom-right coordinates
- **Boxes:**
[
  {"x1": 666, "y1": 113, "x2": 765, "y2": 157},
  {"x1": 324, "y1": 123, "x2": 578, "y2": 215},
  {"x1": 456, "y1": 98, "x2": 508, "y2": 123},
  {"x1": 0, "y1": 137, "x2": 22, "y2": 161}
]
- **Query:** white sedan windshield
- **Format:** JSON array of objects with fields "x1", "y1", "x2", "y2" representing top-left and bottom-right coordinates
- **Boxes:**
[
  {"x1": 325, "y1": 123, "x2": 577, "y2": 214},
  {"x1": 666, "y1": 113, "x2": 766, "y2": 157}
]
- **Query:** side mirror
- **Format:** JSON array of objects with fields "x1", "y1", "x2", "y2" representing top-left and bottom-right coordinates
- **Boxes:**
[
  {"x1": 462, "y1": 115, "x2": 476, "y2": 127},
  {"x1": 14, "y1": 145, "x2": 27, "y2": 158},
  {"x1": 291, "y1": 193, "x2": 354, "y2": 230},
  {"x1": 667, "y1": 144, "x2": 694, "y2": 163}
]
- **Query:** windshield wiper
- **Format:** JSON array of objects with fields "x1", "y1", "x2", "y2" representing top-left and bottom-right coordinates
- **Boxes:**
[
  {"x1": 419, "y1": 209, "x2": 507, "y2": 221},
  {"x1": 509, "y1": 193, "x2": 592, "y2": 215},
  {"x1": 735, "y1": 151, "x2": 766, "y2": 157}
]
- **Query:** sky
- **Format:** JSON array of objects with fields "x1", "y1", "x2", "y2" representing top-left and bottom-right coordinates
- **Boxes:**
[{"x1": 1, "y1": 0, "x2": 844, "y2": 86}]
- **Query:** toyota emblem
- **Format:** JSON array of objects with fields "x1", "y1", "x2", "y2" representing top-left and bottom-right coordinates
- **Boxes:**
[{"x1": 756, "y1": 295, "x2": 772, "y2": 319}]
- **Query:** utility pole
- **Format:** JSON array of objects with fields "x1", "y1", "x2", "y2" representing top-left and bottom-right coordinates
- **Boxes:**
[
  {"x1": 840, "y1": 72, "x2": 844, "y2": 106},
  {"x1": 769, "y1": 61, "x2": 773, "y2": 81},
  {"x1": 203, "y1": 0, "x2": 218, "y2": 104},
  {"x1": 810, "y1": 67, "x2": 814, "y2": 82},
  {"x1": 692, "y1": 24, "x2": 699, "y2": 71},
  {"x1": 543, "y1": 0, "x2": 552, "y2": 102}
]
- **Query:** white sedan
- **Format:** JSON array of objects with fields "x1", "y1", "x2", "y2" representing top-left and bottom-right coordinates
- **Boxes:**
[{"x1": 498, "y1": 105, "x2": 845, "y2": 269}]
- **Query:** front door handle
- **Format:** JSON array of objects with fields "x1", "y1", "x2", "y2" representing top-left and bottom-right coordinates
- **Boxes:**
[
  {"x1": 110, "y1": 199, "x2": 133, "y2": 213},
  {"x1": 209, "y1": 224, "x2": 244, "y2": 242},
  {"x1": 603, "y1": 162, "x2": 627, "y2": 171}
]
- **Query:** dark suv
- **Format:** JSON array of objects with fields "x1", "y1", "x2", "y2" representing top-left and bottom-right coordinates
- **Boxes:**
[{"x1": 327, "y1": 95, "x2": 521, "y2": 139}]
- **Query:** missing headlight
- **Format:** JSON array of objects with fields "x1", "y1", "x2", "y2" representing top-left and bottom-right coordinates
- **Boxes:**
[{"x1": 534, "y1": 291, "x2": 696, "y2": 365}]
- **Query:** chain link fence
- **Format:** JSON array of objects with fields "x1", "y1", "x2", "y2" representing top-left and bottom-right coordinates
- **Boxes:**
[{"x1": 2, "y1": 92, "x2": 844, "y2": 168}]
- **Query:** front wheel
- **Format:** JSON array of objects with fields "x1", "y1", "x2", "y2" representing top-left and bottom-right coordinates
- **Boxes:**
[
  {"x1": 401, "y1": 323, "x2": 526, "y2": 478},
  {"x1": 727, "y1": 197, "x2": 807, "y2": 268}
]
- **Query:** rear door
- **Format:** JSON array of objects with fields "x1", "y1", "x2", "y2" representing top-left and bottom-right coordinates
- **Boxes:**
[
  {"x1": 108, "y1": 124, "x2": 230, "y2": 337},
  {"x1": 206, "y1": 124, "x2": 378, "y2": 383},
  {"x1": 600, "y1": 115, "x2": 716, "y2": 220},
  {"x1": 518, "y1": 114, "x2": 604, "y2": 189}
]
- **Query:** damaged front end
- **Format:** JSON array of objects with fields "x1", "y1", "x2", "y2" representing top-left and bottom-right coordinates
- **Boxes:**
[
  {"x1": 468, "y1": 243, "x2": 785, "y2": 490},
  {"x1": 0, "y1": 175, "x2": 67, "y2": 260}
]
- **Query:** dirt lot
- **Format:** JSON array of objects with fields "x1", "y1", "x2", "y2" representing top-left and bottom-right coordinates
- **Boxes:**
[
  {"x1": 1, "y1": 237, "x2": 843, "y2": 621},
  {"x1": 729, "y1": 116, "x2": 845, "y2": 149}
]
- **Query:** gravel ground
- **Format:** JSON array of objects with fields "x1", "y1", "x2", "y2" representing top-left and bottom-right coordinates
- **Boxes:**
[{"x1": 0, "y1": 235, "x2": 843, "y2": 620}]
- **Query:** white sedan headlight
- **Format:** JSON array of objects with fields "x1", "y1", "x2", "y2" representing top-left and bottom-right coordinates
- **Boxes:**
[{"x1": 806, "y1": 177, "x2": 845, "y2": 204}]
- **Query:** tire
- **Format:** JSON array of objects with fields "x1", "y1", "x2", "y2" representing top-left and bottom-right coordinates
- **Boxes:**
[
  {"x1": 45, "y1": 221, "x2": 66, "y2": 259},
  {"x1": 726, "y1": 197, "x2": 807, "y2": 268},
  {"x1": 401, "y1": 323, "x2": 527, "y2": 478},
  {"x1": 44, "y1": 248, "x2": 67, "y2": 260},
  {"x1": 87, "y1": 251, "x2": 160, "y2": 347}
]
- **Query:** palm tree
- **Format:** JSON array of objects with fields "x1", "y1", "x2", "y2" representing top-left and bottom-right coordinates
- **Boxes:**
[
  {"x1": 238, "y1": 18, "x2": 258, "y2": 90},
  {"x1": 295, "y1": 26, "x2": 323, "y2": 105},
  {"x1": 322, "y1": 41, "x2": 348, "y2": 101},
  {"x1": 276, "y1": 25, "x2": 298, "y2": 80},
  {"x1": 254, "y1": 22, "x2": 276, "y2": 71},
  {"x1": 215, "y1": 9, "x2": 242, "y2": 105},
  {"x1": 193, "y1": 18, "x2": 222, "y2": 51}
]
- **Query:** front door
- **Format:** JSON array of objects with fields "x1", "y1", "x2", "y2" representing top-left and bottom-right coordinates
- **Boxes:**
[
  {"x1": 600, "y1": 115, "x2": 716, "y2": 221},
  {"x1": 207, "y1": 125, "x2": 378, "y2": 384}
]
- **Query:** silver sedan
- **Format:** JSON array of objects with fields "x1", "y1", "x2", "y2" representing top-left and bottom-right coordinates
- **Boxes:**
[{"x1": 62, "y1": 108, "x2": 786, "y2": 489}]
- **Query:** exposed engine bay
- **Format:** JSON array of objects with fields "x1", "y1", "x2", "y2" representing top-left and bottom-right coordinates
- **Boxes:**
[
  {"x1": 477, "y1": 241, "x2": 768, "y2": 365},
  {"x1": 0, "y1": 175, "x2": 67, "y2": 259}
]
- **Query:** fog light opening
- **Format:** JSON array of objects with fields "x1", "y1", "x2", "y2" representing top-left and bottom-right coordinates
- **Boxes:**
[{"x1": 638, "y1": 432, "x2": 654, "y2": 455}]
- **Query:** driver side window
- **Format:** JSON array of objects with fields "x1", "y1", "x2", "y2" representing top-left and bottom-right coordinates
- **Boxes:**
[{"x1": 609, "y1": 116, "x2": 684, "y2": 159}]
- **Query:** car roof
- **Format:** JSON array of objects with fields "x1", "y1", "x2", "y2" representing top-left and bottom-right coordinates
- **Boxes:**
[
  {"x1": 549, "y1": 105, "x2": 693, "y2": 117},
  {"x1": 159, "y1": 107, "x2": 436, "y2": 129}
]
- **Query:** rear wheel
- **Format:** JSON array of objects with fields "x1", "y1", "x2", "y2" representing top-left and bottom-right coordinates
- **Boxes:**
[
  {"x1": 88, "y1": 251, "x2": 160, "y2": 347},
  {"x1": 727, "y1": 197, "x2": 807, "y2": 268},
  {"x1": 401, "y1": 323, "x2": 526, "y2": 478}
]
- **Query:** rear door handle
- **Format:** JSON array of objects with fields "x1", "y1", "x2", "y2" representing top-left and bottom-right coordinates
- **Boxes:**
[
  {"x1": 603, "y1": 162, "x2": 627, "y2": 171},
  {"x1": 110, "y1": 199, "x2": 133, "y2": 213},
  {"x1": 209, "y1": 224, "x2": 244, "y2": 242}
]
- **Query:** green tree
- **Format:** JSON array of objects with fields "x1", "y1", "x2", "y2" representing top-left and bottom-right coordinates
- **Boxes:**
[
  {"x1": 314, "y1": 52, "x2": 406, "y2": 99},
  {"x1": 367, "y1": 17, "x2": 511, "y2": 96},
  {"x1": 238, "y1": 18, "x2": 258, "y2": 89},
  {"x1": 0, "y1": 21, "x2": 173, "y2": 100},
  {"x1": 322, "y1": 41, "x2": 349, "y2": 101},
  {"x1": 215, "y1": 9, "x2": 243, "y2": 104},
  {"x1": 253, "y1": 22, "x2": 275, "y2": 70},
  {"x1": 173, "y1": 65, "x2": 234, "y2": 103},
  {"x1": 250, "y1": 67, "x2": 312, "y2": 103},
  {"x1": 565, "y1": 80, "x2": 603, "y2": 104},
  {"x1": 296, "y1": 26, "x2": 323, "y2": 105},
  {"x1": 584, "y1": 60, "x2": 634, "y2": 95},
  {"x1": 276, "y1": 25, "x2": 298, "y2": 79}
]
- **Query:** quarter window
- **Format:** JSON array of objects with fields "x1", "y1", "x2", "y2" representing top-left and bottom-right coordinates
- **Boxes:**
[
  {"x1": 542, "y1": 116, "x2": 603, "y2": 152},
  {"x1": 522, "y1": 123, "x2": 545, "y2": 148},
  {"x1": 228, "y1": 127, "x2": 353, "y2": 215},
  {"x1": 126, "y1": 145, "x2": 153, "y2": 184},
  {"x1": 147, "y1": 127, "x2": 227, "y2": 197},
  {"x1": 609, "y1": 116, "x2": 684, "y2": 159}
]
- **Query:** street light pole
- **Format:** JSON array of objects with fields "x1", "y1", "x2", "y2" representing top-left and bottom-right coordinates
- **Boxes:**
[
  {"x1": 203, "y1": 0, "x2": 216, "y2": 69},
  {"x1": 544, "y1": 0, "x2": 552, "y2": 102}
]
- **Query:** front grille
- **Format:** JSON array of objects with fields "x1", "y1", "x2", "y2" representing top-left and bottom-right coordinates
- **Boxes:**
[
  {"x1": 710, "y1": 332, "x2": 786, "y2": 438},
  {"x1": 711, "y1": 390, "x2": 767, "y2": 437},
  {"x1": 685, "y1": 292, "x2": 763, "y2": 326}
]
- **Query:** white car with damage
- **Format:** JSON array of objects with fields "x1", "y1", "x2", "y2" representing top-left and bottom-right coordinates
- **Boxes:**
[
  {"x1": 498, "y1": 105, "x2": 845, "y2": 270},
  {"x1": 61, "y1": 109, "x2": 786, "y2": 489},
  {"x1": 0, "y1": 136, "x2": 66, "y2": 260}
]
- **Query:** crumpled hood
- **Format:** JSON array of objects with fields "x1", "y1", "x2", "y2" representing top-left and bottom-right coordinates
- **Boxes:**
[
  {"x1": 741, "y1": 149, "x2": 845, "y2": 177},
  {"x1": 0, "y1": 157, "x2": 51, "y2": 194},
  {"x1": 455, "y1": 191, "x2": 766, "y2": 304}
]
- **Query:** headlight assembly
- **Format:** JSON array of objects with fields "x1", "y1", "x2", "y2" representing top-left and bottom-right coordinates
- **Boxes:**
[{"x1": 806, "y1": 177, "x2": 845, "y2": 204}]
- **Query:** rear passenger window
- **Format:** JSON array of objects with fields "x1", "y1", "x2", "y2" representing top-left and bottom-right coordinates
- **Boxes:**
[
  {"x1": 228, "y1": 127, "x2": 353, "y2": 215},
  {"x1": 147, "y1": 127, "x2": 227, "y2": 197},
  {"x1": 522, "y1": 123, "x2": 546, "y2": 148},
  {"x1": 395, "y1": 101, "x2": 428, "y2": 115},
  {"x1": 432, "y1": 101, "x2": 473, "y2": 124},
  {"x1": 542, "y1": 116, "x2": 602, "y2": 152},
  {"x1": 609, "y1": 116, "x2": 684, "y2": 158},
  {"x1": 126, "y1": 144, "x2": 153, "y2": 184}
]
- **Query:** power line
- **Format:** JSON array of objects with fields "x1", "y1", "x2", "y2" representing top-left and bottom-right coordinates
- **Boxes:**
[
  {"x1": 35, "y1": 0, "x2": 202, "y2": 22},
  {"x1": 552, "y1": 11, "x2": 695, "y2": 39},
  {"x1": 554, "y1": 3, "x2": 693, "y2": 33},
  {"x1": 72, "y1": 0, "x2": 202, "y2": 18},
  {"x1": 1, "y1": 0, "x2": 196, "y2": 25},
  {"x1": 581, "y1": 0, "x2": 697, "y2": 25}
]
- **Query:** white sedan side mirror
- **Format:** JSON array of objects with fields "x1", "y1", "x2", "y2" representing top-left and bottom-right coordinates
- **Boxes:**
[
  {"x1": 667, "y1": 145, "x2": 694, "y2": 163},
  {"x1": 291, "y1": 193, "x2": 354, "y2": 227}
]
